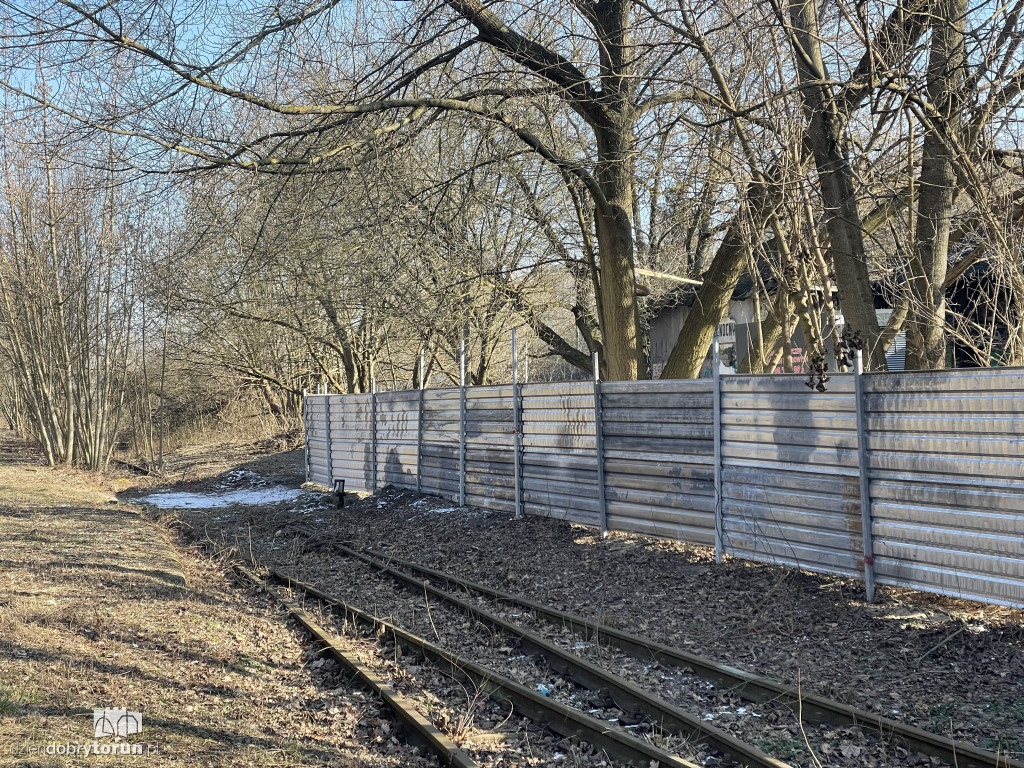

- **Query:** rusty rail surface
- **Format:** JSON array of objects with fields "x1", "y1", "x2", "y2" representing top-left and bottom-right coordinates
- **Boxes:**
[
  {"x1": 267, "y1": 568, "x2": 703, "y2": 768},
  {"x1": 234, "y1": 565, "x2": 480, "y2": 768},
  {"x1": 356, "y1": 546, "x2": 1024, "y2": 768}
]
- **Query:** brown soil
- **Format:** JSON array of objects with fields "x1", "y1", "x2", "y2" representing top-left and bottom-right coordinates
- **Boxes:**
[
  {"x1": 335, "y1": 488, "x2": 1024, "y2": 761},
  {"x1": 139, "y1": 442, "x2": 1024, "y2": 767},
  {"x1": 0, "y1": 431, "x2": 437, "y2": 767}
]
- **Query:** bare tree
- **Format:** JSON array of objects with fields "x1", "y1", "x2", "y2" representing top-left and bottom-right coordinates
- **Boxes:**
[{"x1": 0, "y1": 106, "x2": 146, "y2": 468}]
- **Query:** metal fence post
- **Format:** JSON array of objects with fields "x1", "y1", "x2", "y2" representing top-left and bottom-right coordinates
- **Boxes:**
[
  {"x1": 324, "y1": 383, "x2": 334, "y2": 488},
  {"x1": 459, "y1": 340, "x2": 467, "y2": 508},
  {"x1": 854, "y1": 349, "x2": 876, "y2": 602},
  {"x1": 593, "y1": 351, "x2": 608, "y2": 538},
  {"x1": 417, "y1": 349, "x2": 424, "y2": 495},
  {"x1": 302, "y1": 388, "x2": 310, "y2": 483},
  {"x1": 371, "y1": 378, "x2": 378, "y2": 493},
  {"x1": 713, "y1": 340, "x2": 723, "y2": 563},
  {"x1": 512, "y1": 329, "x2": 523, "y2": 520}
]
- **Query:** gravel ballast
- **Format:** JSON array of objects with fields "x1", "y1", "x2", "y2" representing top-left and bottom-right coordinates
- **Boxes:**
[{"x1": 142, "y1": 447, "x2": 1024, "y2": 767}]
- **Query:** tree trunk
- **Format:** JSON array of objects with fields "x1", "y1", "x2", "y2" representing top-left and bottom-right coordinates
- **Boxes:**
[
  {"x1": 593, "y1": 181, "x2": 641, "y2": 381},
  {"x1": 592, "y1": 0, "x2": 642, "y2": 381},
  {"x1": 740, "y1": 287, "x2": 793, "y2": 373},
  {"x1": 661, "y1": 179, "x2": 770, "y2": 378},
  {"x1": 787, "y1": 0, "x2": 886, "y2": 370},
  {"x1": 906, "y1": 0, "x2": 966, "y2": 369}
]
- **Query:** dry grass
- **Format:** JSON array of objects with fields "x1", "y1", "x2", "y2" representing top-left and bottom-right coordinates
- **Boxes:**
[{"x1": 0, "y1": 432, "x2": 428, "y2": 767}]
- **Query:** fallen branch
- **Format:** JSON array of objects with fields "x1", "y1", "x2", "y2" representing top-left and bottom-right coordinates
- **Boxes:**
[{"x1": 917, "y1": 626, "x2": 965, "y2": 666}]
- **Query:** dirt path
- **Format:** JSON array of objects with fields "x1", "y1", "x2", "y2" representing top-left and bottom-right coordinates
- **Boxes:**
[{"x1": 0, "y1": 432, "x2": 432, "y2": 767}]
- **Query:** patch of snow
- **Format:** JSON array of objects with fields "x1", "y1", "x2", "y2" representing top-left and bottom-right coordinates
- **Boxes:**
[{"x1": 140, "y1": 488, "x2": 303, "y2": 509}]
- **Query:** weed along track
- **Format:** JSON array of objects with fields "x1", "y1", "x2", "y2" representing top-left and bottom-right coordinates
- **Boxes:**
[{"x1": 315, "y1": 544, "x2": 1021, "y2": 768}]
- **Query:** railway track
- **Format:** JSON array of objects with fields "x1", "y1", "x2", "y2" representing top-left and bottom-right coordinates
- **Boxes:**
[
  {"x1": 181, "y1": 509, "x2": 778, "y2": 766},
  {"x1": 239, "y1": 562, "x2": 724, "y2": 767},
  {"x1": 316, "y1": 545, "x2": 793, "y2": 767},
  {"x1": 206, "y1": 509, "x2": 1020, "y2": 768},
  {"x1": 335, "y1": 543, "x2": 1023, "y2": 768},
  {"x1": 264, "y1": 544, "x2": 905, "y2": 768},
  {"x1": 235, "y1": 564, "x2": 478, "y2": 768}
]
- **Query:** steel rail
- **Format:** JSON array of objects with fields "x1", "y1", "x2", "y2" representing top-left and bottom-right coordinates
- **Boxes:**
[
  {"x1": 335, "y1": 544, "x2": 791, "y2": 768},
  {"x1": 233, "y1": 565, "x2": 479, "y2": 768},
  {"x1": 268, "y1": 568, "x2": 701, "y2": 768},
  {"x1": 357, "y1": 547, "x2": 1024, "y2": 768}
]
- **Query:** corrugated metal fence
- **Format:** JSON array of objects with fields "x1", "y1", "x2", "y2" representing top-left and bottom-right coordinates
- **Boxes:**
[
  {"x1": 720, "y1": 375, "x2": 863, "y2": 578},
  {"x1": 304, "y1": 360, "x2": 1024, "y2": 610}
]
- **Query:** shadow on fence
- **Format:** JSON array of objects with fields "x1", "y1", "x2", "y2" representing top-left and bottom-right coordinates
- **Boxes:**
[{"x1": 304, "y1": 362, "x2": 1024, "y2": 610}]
